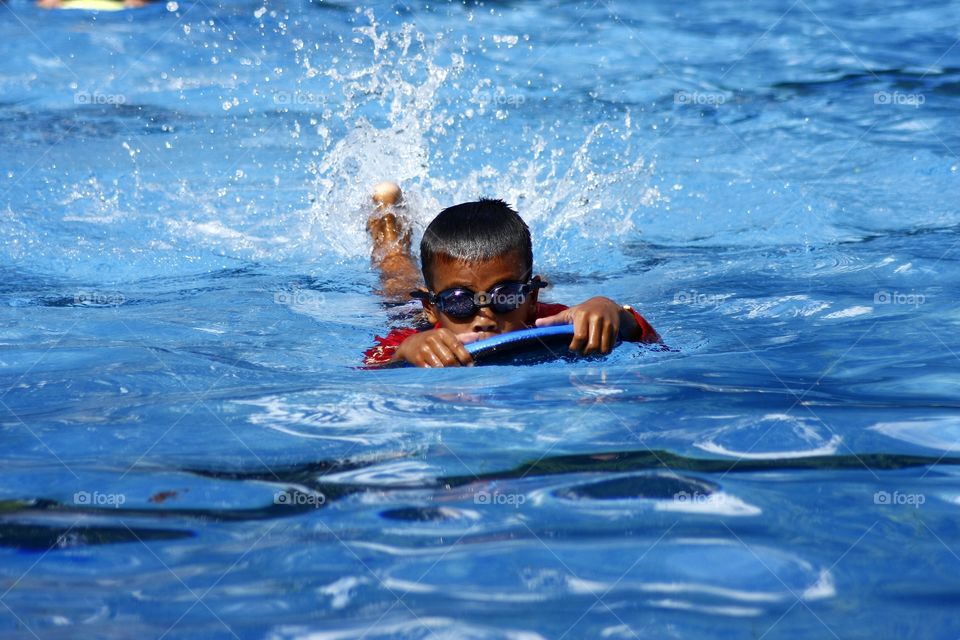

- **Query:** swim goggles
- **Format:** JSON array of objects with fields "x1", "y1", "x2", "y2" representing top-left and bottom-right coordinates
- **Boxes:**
[{"x1": 410, "y1": 277, "x2": 548, "y2": 320}]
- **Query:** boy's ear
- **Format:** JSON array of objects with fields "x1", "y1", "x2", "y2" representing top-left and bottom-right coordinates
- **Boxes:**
[{"x1": 531, "y1": 274, "x2": 544, "y2": 301}]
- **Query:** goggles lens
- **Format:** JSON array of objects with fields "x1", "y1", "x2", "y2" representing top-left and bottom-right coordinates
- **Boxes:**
[{"x1": 412, "y1": 279, "x2": 547, "y2": 320}]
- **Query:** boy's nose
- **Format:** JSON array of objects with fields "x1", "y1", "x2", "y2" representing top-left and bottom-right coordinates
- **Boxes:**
[{"x1": 472, "y1": 307, "x2": 497, "y2": 333}]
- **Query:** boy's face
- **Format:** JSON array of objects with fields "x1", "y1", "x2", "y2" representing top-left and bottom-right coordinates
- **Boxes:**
[{"x1": 421, "y1": 252, "x2": 539, "y2": 338}]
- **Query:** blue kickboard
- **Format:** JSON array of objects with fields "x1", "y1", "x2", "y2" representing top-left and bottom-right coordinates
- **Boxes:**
[
  {"x1": 385, "y1": 325, "x2": 619, "y2": 367},
  {"x1": 466, "y1": 324, "x2": 613, "y2": 365}
]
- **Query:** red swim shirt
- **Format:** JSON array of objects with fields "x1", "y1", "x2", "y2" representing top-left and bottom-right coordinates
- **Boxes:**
[{"x1": 363, "y1": 302, "x2": 660, "y2": 366}]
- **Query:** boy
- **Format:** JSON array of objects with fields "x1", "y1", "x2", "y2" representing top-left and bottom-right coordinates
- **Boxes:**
[{"x1": 364, "y1": 182, "x2": 659, "y2": 367}]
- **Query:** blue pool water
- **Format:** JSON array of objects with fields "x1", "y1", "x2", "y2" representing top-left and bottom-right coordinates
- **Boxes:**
[{"x1": 2, "y1": 0, "x2": 960, "y2": 637}]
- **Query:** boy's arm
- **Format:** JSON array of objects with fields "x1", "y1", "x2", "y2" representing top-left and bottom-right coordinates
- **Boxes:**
[
  {"x1": 535, "y1": 296, "x2": 660, "y2": 354},
  {"x1": 364, "y1": 325, "x2": 475, "y2": 368},
  {"x1": 388, "y1": 328, "x2": 474, "y2": 367}
]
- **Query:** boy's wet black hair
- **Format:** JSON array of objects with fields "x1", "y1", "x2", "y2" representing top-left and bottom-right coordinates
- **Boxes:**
[{"x1": 420, "y1": 199, "x2": 533, "y2": 288}]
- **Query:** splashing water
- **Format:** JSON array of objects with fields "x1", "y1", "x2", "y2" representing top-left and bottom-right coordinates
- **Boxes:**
[{"x1": 2, "y1": 5, "x2": 662, "y2": 281}]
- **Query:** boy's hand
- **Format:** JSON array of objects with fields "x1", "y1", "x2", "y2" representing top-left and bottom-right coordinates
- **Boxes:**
[
  {"x1": 535, "y1": 296, "x2": 625, "y2": 355},
  {"x1": 390, "y1": 328, "x2": 475, "y2": 368}
]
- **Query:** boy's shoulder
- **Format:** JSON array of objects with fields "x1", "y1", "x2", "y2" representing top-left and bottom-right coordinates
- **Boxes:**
[{"x1": 535, "y1": 301, "x2": 568, "y2": 318}]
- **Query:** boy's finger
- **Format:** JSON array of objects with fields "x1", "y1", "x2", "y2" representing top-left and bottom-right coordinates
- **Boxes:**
[
  {"x1": 428, "y1": 339, "x2": 461, "y2": 367},
  {"x1": 451, "y1": 340, "x2": 475, "y2": 366},
  {"x1": 601, "y1": 321, "x2": 614, "y2": 354},
  {"x1": 441, "y1": 332, "x2": 474, "y2": 366},
  {"x1": 535, "y1": 312, "x2": 570, "y2": 327},
  {"x1": 583, "y1": 316, "x2": 603, "y2": 355},
  {"x1": 569, "y1": 314, "x2": 589, "y2": 353}
]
